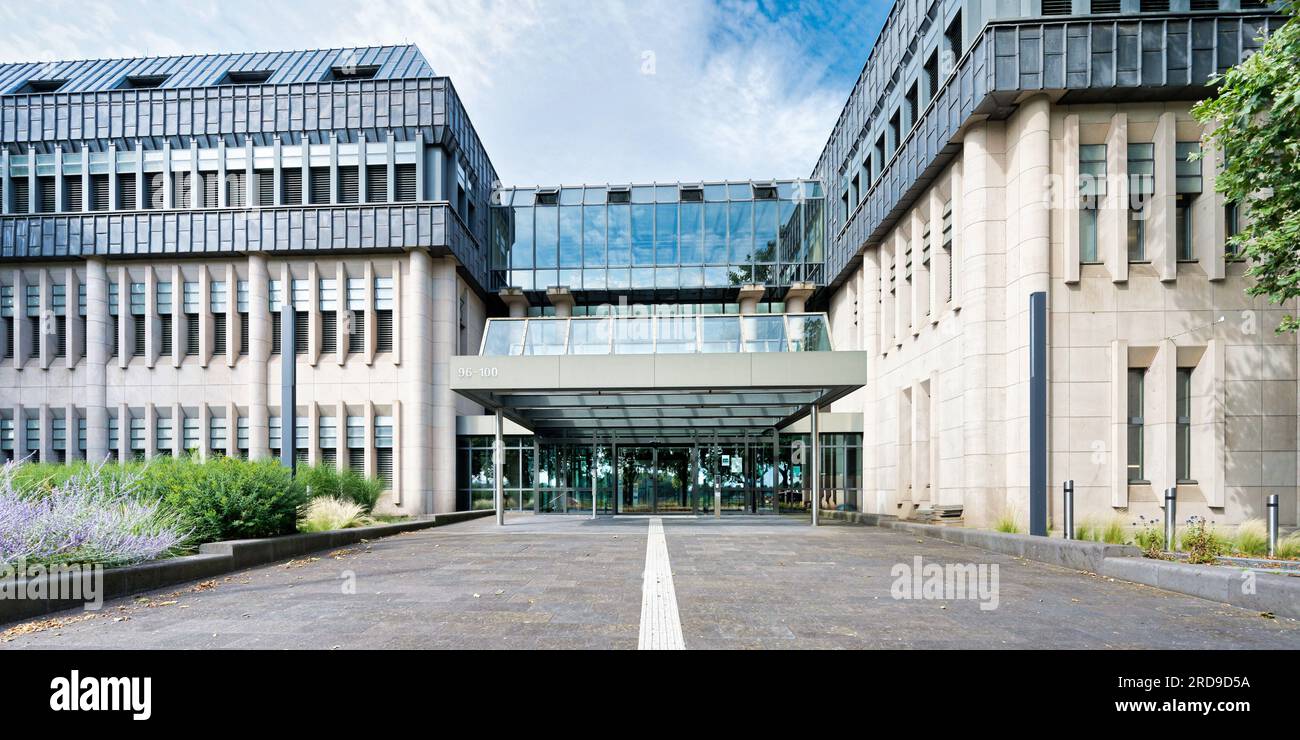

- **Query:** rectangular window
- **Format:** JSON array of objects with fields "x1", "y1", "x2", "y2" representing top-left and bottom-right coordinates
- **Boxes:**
[
  {"x1": 145, "y1": 172, "x2": 164, "y2": 210},
  {"x1": 116, "y1": 172, "x2": 136, "y2": 210},
  {"x1": 51, "y1": 283, "x2": 66, "y2": 358},
  {"x1": 200, "y1": 171, "x2": 219, "y2": 208},
  {"x1": 365, "y1": 165, "x2": 387, "y2": 203},
  {"x1": 156, "y1": 416, "x2": 173, "y2": 456},
  {"x1": 271, "y1": 312, "x2": 282, "y2": 354},
  {"x1": 308, "y1": 167, "x2": 330, "y2": 205},
  {"x1": 293, "y1": 312, "x2": 308, "y2": 354},
  {"x1": 237, "y1": 280, "x2": 249, "y2": 356},
  {"x1": 1224, "y1": 202, "x2": 1241, "y2": 259},
  {"x1": 89, "y1": 174, "x2": 110, "y2": 211},
  {"x1": 1176, "y1": 194, "x2": 1194, "y2": 261},
  {"x1": 347, "y1": 416, "x2": 365, "y2": 473},
  {"x1": 281, "y1": 168, "x2": 302, "y2": 206},
  {"x1": 211, "y1": 281, "x2": 227, "y2": 356},
  {"x1": 226, "y1": 171, "x2": 246, "y2": 208},
  {"x1": 924, "y1": 50, "x2": 940, "y2": 101},
  {"x1": 255, "y1": 170, "x2": 274, "y2": 206},
  {"x1": 236, "y1": 417, "x2": 249, "y2": 459},
  {"x1": 1127, "y1": 368, "x2": 1145, "y2": 482},
  {"x1": 319, "y1": 276, "x2": 337, "y2": 353},
  {"x1": 209, "y1": 416, "x2": 227, "y2": 457},
  {"x1": 337, "y1": 165, "x2": 359, "y2": 204},
  {"x1": 13, "y1": 179, "x2": 30, "y2": 213},
  {"x1": 393, "y1": 164, "x2": 417, "y2": 202},
  {"x1": 319, "y1": 416, "x2": 337, "y2": 467},
  {"x1": 129, "y1": 416, "x2": 147, "y2": 461},
  {"x1": 941, "y1": 201, "x2": 953, "y2": 302},
  {"x1": 37, "y1": 176, "x2": 55, "y2": 213},
  {"x1": 375, "y1": 415, "x2": 394, "y2": 489},
  {"x1": 944, "y1": 12, "x2": 963, "y2": 66},
  {"x1": 173, "y1": 172, "x2": 192, "y2": 209},
  {"x1": 1176, "y1": 368, "x2": 1192, "y2": 482},
  {"x1": 1079, "y1": 143, "x2": 1106, "y2": 264},
  {"x1": 182, "y1": 415, "x2": 200, "y2": 452},
  {"x1": 375, "y1": 277, "x2": 393, "y2": 353},
  {"x1": 905, "y1": 83, "x2": 919, "y2": 132},
  {"x1": 1128, "y1": 143, "x2": 1154, "y2": 262},
  {"x1": 183, "y1": 281, "x2": 199, "y2": 356},
  {"x1": 64, "y1": 176, "x2": 82, "y2": 212}
]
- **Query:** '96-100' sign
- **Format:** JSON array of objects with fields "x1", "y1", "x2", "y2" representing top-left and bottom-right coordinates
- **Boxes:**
[{"x1": 457, "y1": 366, "x2": 500, "y2": 379}]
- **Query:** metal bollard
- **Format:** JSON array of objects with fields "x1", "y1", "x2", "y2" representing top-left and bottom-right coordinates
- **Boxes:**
[
  {"x1": 1164, "y1": 487, "x2": 1178, "y2": 552},
  {"x1": 1063, "y1": 480, "x2": 1075, "y2": 540},
  {"x1": 1267, "y1": 494, "x2": 1279, "y2": 558}
]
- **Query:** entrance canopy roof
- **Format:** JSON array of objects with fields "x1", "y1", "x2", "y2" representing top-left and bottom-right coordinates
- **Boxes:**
[{"x1": 452, "y1": 314, "x2": 867, "y2": 438}]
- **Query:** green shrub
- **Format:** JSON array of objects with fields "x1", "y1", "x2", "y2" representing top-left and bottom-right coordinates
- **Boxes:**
[
  {"x1": 993, "y1": 512, "x2": 1022, "y2": 534},
  {"x1": 146, "y1": 456, "x2": 307, "y2": 543},
  {"x1": 1181, "y1": 516, "x2": 1227, "y2": 565},
  {"x1": 1277, "y1": 532, "x2": 1300, "y2": 560},
  {"x1": 1231, "y1": 519, "x2": 1269, "y2": 556},
  {"x1": 298, "y1": 496, "x2": 374, "y2": 532},
  {"x1": 1100, "y1": 518, "x2": 1128, "y2": 545},
  {"x1": 293, "y1": 464, "x2": 383, "y2": 513}
]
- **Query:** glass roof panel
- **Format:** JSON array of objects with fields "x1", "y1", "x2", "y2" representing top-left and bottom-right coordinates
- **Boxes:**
[
  {"x1": 567, "y1": 317, "x2": 612, "y2": 354},
  {"x1": 480, "y1": 313, "x2": 833, "y2": 355},
  {"x1": 522, "y1": 318, "x2": 568, "y2": 355},
  {"x1": 742, "y1": 315, "x2": 787, "y2": 352},
  {"x1": 786, "y1": 314, "x2": 831, "y2": 351},
  {"x1": 612, "y1": 316, "x2": 654, "y2": 354},
  {"x1": 482, "y1": 319, "x2": 526, "y2": 356}
]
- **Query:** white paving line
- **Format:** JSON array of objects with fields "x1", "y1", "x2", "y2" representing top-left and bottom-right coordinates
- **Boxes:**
[{"x1": 638, "y1": 517, "x2": 685, "y2": 650}]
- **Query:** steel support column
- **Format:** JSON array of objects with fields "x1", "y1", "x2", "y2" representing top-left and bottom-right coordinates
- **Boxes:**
[
  {"x1": 810, "y1": 404, "x2": 820, "y2": 527},
  {"x1": 494, "y1": 407, "x2": 504, "y2": 526}
]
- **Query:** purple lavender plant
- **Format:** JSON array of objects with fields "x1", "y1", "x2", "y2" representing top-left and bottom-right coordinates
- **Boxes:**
[{"x1": 0, "y1": 460, "x2": 189, "y2": 569}]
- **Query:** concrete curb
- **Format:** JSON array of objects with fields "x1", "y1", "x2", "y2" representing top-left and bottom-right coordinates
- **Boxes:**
[
  {"x1": 822, "y1": 509, "x2": 1300, "y2": 618},
  {"x1": 1100, "y1": 556, "x2": 1300, "y2": 620},
  {"x1": 820, "y1": 509, "x2": 1140, "y2": 572},
  {"x1": 0, "y1": 509, "x2": 494, "y2": 625}
]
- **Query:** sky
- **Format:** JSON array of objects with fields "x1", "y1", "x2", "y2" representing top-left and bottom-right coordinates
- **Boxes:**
[{"x1": 0, "y1": 0, "x2": 889, "y2": 186}]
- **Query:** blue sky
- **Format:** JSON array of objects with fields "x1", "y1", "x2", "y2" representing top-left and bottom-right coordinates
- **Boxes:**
[{"x1": 0, "y1": 0, "x2": 888, "y2": 185}]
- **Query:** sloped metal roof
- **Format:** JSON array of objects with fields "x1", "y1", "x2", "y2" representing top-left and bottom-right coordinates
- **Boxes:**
[{"x1": 0, "y1": 45, "x2": 434, "y2": 94}]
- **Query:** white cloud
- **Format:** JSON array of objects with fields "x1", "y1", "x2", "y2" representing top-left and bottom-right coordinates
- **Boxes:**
[{"x1": 0, "y1": 0, "x2": 852, "y2": 185}]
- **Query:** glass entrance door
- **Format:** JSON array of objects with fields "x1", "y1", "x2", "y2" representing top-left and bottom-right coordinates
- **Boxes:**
[
  {"x1": 618, "y1": 446, "x2": 655, "y2": 514},
  {"x1": 654, "y1": 446, "x2": 694, "y2": 513}
]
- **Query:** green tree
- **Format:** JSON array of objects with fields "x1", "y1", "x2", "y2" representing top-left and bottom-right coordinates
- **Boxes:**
[{"x1": 1193, "y1": 3, "x2": 1300, "y2": 332}]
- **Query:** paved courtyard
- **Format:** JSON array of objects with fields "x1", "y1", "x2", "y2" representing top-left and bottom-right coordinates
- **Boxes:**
[{"x1": 3, "y1": 514, "x2": 1298, "y2": 649}]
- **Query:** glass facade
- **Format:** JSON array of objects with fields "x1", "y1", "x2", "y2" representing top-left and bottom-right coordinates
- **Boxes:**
[
  {"x1": 455, "y1": 433, "x2": 862, "y2": 515},
  {"x1": 479, "y1": 313, "x2": 832, "y2": 356},
  {"x1": 491, "y1": 181, "x2": 825, "y2": 293}
]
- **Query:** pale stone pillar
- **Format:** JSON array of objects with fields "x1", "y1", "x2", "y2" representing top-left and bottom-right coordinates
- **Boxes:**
[
  {"x1": 247, "y1": 254, "x2": 270, "y2": 459},
  {"x1": 547, "y1": 286, "x2": 575, "y2": 317},
  {"x1": 1152, "y1": 112, "x2": 1177, "y2": 282},
  {"x1": 1196, "y1": 121, "x2": 1227, "y2": 281},
  {"x1": 1110, "y1": 339, "x2": 1129, "y2": 508},
  {"x1": 499, "y1": 287, "x2": 529, "y2": 318},
  {"x1": 402, "y1": 249, "x2": 434, "y2": 513},
  {"x1": 84, "y1": 259, "x2": 110, "y2": 462},
  {"x1": 737, "y1": 284, "x2": 764, "y2": 315},
  {"x1": 64, "y1": 267, "x2": 83, "y2": 370},
  {"x1": 1062, "y1": 114, "x2": 1082, "y2": 284},
  {"x1": 1103, "y1": 113, "x2": 1129, "y2": 283},
  {"x1": 430, "y1": 255, "x2": 457, "y2": 513}
]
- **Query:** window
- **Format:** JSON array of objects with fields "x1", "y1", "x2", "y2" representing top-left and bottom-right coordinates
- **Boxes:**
[
  {"x1": 295, "y1": 418, "x2": 309, "y2": 465},
  {"x1": 944, "y1": 12, "x2": 963, "y2": 67},
  {"x1": 337, "y1": 165, "x2": 359, "y2": 204},
  {"x1": 109, "y1": 282, "x2": 119, "y2": 358},
  {"x1": 320, "y1": 278, "x2": 337, "y2": 354},
  {"x1": 116, "y1": 172, "x2": 136, "y2": 210},
  {"x1": 375, "y1": 277, "x2": 393, "y2": 353},
  {"x1": 182, "y1": 415, "x2": 200, "y2": 453},
  {"x1": 393, "y1": 164, "x2": 417, "y2": 202},
  {"x1": 366, "y1": 165, "x2": 387, "y2": 203},
  {"x1": 211, "y1": 281, "x2": 227, "y2": 356},
  {"x1": 889, "y1": 110, "x2": 901, "y2": 152},
  {"x1": 347, "y1": 278, "x2": 366, "y2": 354},
  {"x1": 375, "y1": 416, "x2": 394, "y2": 489},
  {"x1": 129, "y1": 416, "x2": 146, "y2": 461},
  {"x1": 183, "y1": 282, "x2": 199, "y2": 356},
  {"x1": 924, "y1": 50, "x2": 940, "y2": 101},
  {"x1": 37, "y1": 176, "x2": 55, "y2": 212},
  {"x1": 294, "y1": 311, "x2": 309, "y2": 354},
  {"x1": 89, "y1": 174, "x2": 109, "y2": 211},
  {"x1": 64, "y1": 175, "x2": 83, "y2": 212},
  {"x1": 1079, "y1": 144, "x2": 1106, "y2": 264},
  {"x1": 156, "y1": 415, "x2": 173, "y2": 457},
  {"x1": 200, "y1": 171, "x2": 219, "y2": 208},
  {"x1": 942, "y1": 201, "x2": 954, "y2": 302},
  {"x1": 226, "y1": 171, "x2": 246, "y2": 208},
  {"x1": 25, "y1": 285, "x2": 40, "y2": 360},
  {"x1": 117, "y1": 74, "x2": 169, "y2": 90},
  {"x1": 1, "y1": 286, "x2": 12, "y2": 359},
  {"x1": 236, "y1": 417, "x2": 249, "y2": 459},
  {"x1": 319, "y1": 417, "x2": 338, "y2": 468},
  {"x1": 1092, "y1": 0, "x2": 1121, "y2": 11},
  {"x1": 157, "y1": 281, "x2": 173, "y2": 355},
  {"x1": 12, "y1": 179, "x2": 29, "y2": 213},
  {"x1": 25, "y1": 418, "x2": 40, "y2": 463},
  {"x1": 309, "y1": 167, "x2": 330, "y2": 205},
  {"x1": 1176, "y1": 368, "x2": 1193, "y2": 482},
  {"x1": 873, "y1": 136, "x2": 886, "y2": 183},
  {"x1": 281, "y1": 168, "x2": 303, "y2": 206},
  {"x1": 237, "y1": 280, "x2": 249, "y2": 356},
  {"x1": 209, "y1": 415, "x2": 227, "y2": 457},
  {"x1": 145, "y1": 172, "x2": 164, "y2": 209},
  {"x1": 1140, "y1": 0, "x2": 1170, "y2": 10},
  {"x1": 219, "y1": 70, "x2": 274, "y2": 85},
  {"x1": 1127, "y1": 368, "x2": 1145, "y2": 482},
  {"x1": 1176, "y1": 195, "x2": 1194, "y2": 261},
  {"x1": 271, "y1": 312, "x2": 282, "y2": 354},
  {"x1": 51, "y1": 417, "x2": 66, "y2": 463},
  {"x1": 905, "y1": 83, "x2": 919, "y2": 132},
  {"x1": 255, "y1": 170, "x2": 274, "y2": 206},
  {"x1": 130, "y1": 282, "x2": 146, "y2": 357},
  {"x1": 17, "y1": 79, "x2": 67, "y2": 94},
  {"x1": 1127, "y1": 143, "x2": 1154, "y2": 262},
  {"x1": 51, "y1": 283, "x2": 66, "y2": 358},
  {"x1": 1175, "y1": 142, "x2": 1202, "y2": 194},
  {"x1": 346, "y1": 416, "x2": 365, "y2": 473},
  {"x1": 1190, "y1": 0, "x2": 1219, "y2": 9},
  {"x1": 324, "y1": 64, "x2": 379, "y2": 81},
  {"x1": 269, "y1": 415, "x2": 282, "y2": 459},
  {"x1": 1225, "y1": 202, "x2": 1241, "y2": 259},
  {"x1": 1043, "y1": 0, "x2": 1072, "y2": 13},
  {"x1": 172, "y1": 172, "x2": 192, "y2": 209}
]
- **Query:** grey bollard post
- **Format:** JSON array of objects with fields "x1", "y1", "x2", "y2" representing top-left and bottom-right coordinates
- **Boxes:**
[
  {"x1": 1063, "y1": 480, "x2": 1075, "y2": 540},
  {"x1": 1267, "y1": 494, "x2": 1279, "y2": 558},
  {"x1": 1164, "y1": 487, "x2": 1177, "y2": 552}
]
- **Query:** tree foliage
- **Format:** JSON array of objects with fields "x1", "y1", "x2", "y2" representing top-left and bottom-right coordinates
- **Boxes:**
[{"x1": 1193, "y1": 3, "x2": 1300, "y2": 332}]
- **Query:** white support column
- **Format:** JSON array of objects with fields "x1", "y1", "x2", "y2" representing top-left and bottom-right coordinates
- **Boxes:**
[
  {"x1": 494, "y1": 407, "x2": 505, "y2": 526},
  {"x1": 1111, "y1": 339, "x2": 1129, "y2": 508},
  {"x1": 1197, "y1": 120, "x2": 1227, "y2": 281},
  {"x1": 143, "y1": 402, "x2": 157, "y2": 460},
  {"x1": 1153, "y1": 112, "x2": 1177, "y2": 282},
  {"x1": 810, "y1": 404, "x2": 820, "y2": 527},
  {"x1": 403, "y1": 249, "x2": 435, "y2": 513},
  {"x1": 1104, "y1": 113, "x2": 1129, "y2": 283},
  {"x1": 1063, "y1": 114, "x2": 1082, "y2": 284},
  {"x1": 84, "y1": 260, "x2": 110, "y2": 462},
  {"x1": 431, "y1": 255, "x2": 457, "y2": 514},
  {"x1": 247, "y1": 254, "x2": 270, "y2": 459}
]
